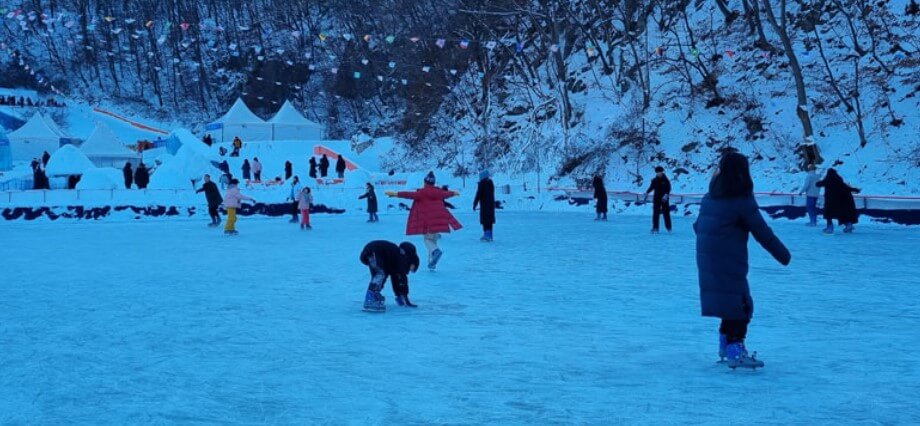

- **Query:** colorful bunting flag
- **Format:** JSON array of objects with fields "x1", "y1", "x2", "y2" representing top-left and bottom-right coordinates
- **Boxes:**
[
  {"x1": 386, "y1": 35, "x2": 395, "y2": 44},
  {"x1": 422, "y1": 66, "x2": 431, "y2": 72},
  {"x1": 354, "y1": 71, "x2": 361, "y2": 79},
  {"x1": 363, "y1": 34, "x2": 372, "y2": 42},
  {"x1": 436, "y1": 39, "x2": 446, "y2": 48},
  {"x1": 460, "y1": 40, "x2": 469, "y2": 49},
  {"x1": 410, "y1": 37, "x2": 420, "y2": 43},
  {"x1": 389, "y1": 61, "x2": 396, "y2": 68},
  {"x1": 486, "y1": 41, "x2": 497, "y2": 50}
]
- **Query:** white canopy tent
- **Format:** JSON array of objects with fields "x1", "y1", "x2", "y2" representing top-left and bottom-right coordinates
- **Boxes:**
[
  {"x1": 207, "y1": 98, "x2": 272, "y2": 143},
  {"x1": 80, "y1": 123, "x2": 141, "y2": 168},
  {"x1": 7, "y1": 113, "x2": 65, "y2": 162},
  {"x1": 268, "y1": 100, "x2": 324, "y2": 140}
]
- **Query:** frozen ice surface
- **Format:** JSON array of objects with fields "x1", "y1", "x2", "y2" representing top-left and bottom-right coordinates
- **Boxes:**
[{"x1": 1, "y1": 212, "x2": 918, "y2": 423}]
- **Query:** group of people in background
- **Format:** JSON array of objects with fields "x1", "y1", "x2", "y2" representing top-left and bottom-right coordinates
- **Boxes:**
[
  {"x1": 800, "y1": 164, "x2": 861, "y2": 234},
  {"x1": 0, "y1": 95, "x2": 65, "y2": 108},
  {"x1": 121, "y1": 162, "x2": 150, "y2": 189}
]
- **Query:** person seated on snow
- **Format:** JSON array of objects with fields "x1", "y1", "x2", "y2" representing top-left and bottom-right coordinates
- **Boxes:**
[{"x1": 359, "y1": 240, "x2": 420, "y2": 312}]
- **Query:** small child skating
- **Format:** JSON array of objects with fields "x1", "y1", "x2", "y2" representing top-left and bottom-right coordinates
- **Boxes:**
[
  {"x1": 695, "y1": 151, "x2": 791, "y2": 370},
  {"x1": 359, "y1": 240, "x2": 420, "y2": 312},
  {"x1": 297, "y1": 186, "x2": 313, "y2": 230},
  {"x1": 222, "y1": 179, "x2": 256, "y2": 235}
]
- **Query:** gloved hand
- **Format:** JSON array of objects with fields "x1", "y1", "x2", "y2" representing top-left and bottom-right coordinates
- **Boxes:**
[{"x1": 385, "y1": 191, "x2": 398, "y2": 197}]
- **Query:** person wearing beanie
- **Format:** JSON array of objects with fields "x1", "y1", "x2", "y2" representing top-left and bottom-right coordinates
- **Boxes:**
[
  {"x1": 386, "y1": 171, "x2": 462, "y2": 270},
  {"x1": 799, "y1": 164, "x2": 821, "y2": 226},
  {"x1": 695, "y1": 151, "x2": 791, "y2": 369},
  {"x1": 592, "y1": 174, "x2": 608, "y2": 221},
  {"x1": 222, "y1": 178, "x2": 256, "y2": 235},
  {"x1": 359, "y1": 240, "x2": 421, "y2": 312},
  {"x1": 816, "y1": 168, "x2": 861, "y2": 234},
  {"x1": 473, "y1": 170, "x2": 496, "y2": 242},
  {"x1": 646, "y1": 166, "x2": 672, "y2": 233}
]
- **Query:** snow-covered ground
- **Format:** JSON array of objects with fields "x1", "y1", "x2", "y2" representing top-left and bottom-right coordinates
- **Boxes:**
[{"x1": 1, "y1": 212, "x2": 918, "y2": 423}]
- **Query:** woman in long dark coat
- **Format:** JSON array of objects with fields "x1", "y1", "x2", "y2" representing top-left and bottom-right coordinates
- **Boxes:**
[
  {"x1": 134, "y1": 163, "x2": 150, "y2": 189},
  {"x1": 242, "y1": 159, "x2": 251, "y2": 181},
  {"x1": 694, "y1": 151, "x2": 790, "y2": 369},
  {"x1": 592, "y1": 174, "x2": 608, "y2": 221},
  {"x1": 359, "y1": 183, "x2": 379, "y2": 222},
  {"x1": 473, "y1": 170, "x2": 496, "y2": 241},
  {"x1": 123, "y1": 162, "x2": 134, "y2": 189},
  {"x1": 816, "y1": 168, "x2": 860, "y2": 234}
]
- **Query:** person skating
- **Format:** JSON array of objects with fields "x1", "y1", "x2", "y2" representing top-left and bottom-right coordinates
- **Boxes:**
[
  {"x1": 297, "y1": 186, "x2": 313, "y2": 230},
  {"x1": 800, "y1": 164, "x2": 820, "y2": 226},
  {"x1": 592, "y1": 174, "x2": 608, "y2": 221},
  {"x1": 222, "y1": 178, "x2": 255, "y2": 235},
  {"x1": 284, "y1": 160, "x2": 293, "y2": 181},
  {"x1": 359, "y1": 240, "x2": 420, "y2": 312},
  {"x1": 288, "y1": 176, "x2": 303, "y2": 223},
  {"x1": 816, "y1": 168, "x2": 860, "y2": 234},
  {"x1": 473, "y1": 170, "x2": 496, "y2": 242},
  {"x1": 319, "y1": 154, "x2": 330, "y2": 178},
  {"x1": 196, "y1": 174, "x2": 223, "y2": 226},
  {"x1": 385, "y1": 171, "x2": 462, "y2": 271},
  {"x1": 123, "y1": 162, "x2": 134, "y2": 189},
  {"x1": 242, "y1": 159, "x2": 251, "y2": 181},
  {"x1": 359, "y1": 183, "x2": 379, "y2": 222},
  {"x1": 336, "y1": 155, "x2": 347, "y2": 179},
  {"x1": 646, "y1": 166, "x2": 672, "y2": 233},
  {"x1": 308, "y1": 157, "x2": 318, "y2": 179},
  {"x1": 134, "y1": 163, "x2": 150, "y2": 189},
  {"x1": 695, "y1": 151, "x2": 791, "y2": 370},
  {"x1": 252, "y1": 157, "x2": 263, "y2": 182}
]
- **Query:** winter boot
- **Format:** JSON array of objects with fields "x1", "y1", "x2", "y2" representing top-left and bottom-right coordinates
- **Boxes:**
[
  {"x1": 822, "y1": 225, "x2": 835, "y2": 234},
  {"x1": 843, "y1": 223, "x2": 854, "y2": 233},
  {"x1": 363, "y1": 290, "x2": 386, "y2": 312},
  {"x1": 726, "y1": 342, "x2": 764, "y2": 370},
  {"x1": 718, "y1": 334, "x2": 728, "y2": 363},
  {"x1": 403, "y1": 296, "x2": 418, "y2": 308},
  {"x1": 395, "y1": 295, "x2": 406, "y2": 306},
  {"x1": 429, "y1": 249, "x2": 443, "y2": 270}
]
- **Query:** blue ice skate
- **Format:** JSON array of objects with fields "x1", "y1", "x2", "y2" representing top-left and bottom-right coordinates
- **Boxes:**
[
  {"x1": 363, "y1": 291, "x2": 386, "y2": 313},
  {"x1": 428, "y1": 249, "x2": 443, "y2": 270},
  {"x1": 717, "y1": 334, "x2": 728, "y2": 363},
  {"x1": 395, "y1": 295, "x2": 406, "y2": 306},
  {"x1": 726, "y1": 342, "x2": 764, "y2": 370}
]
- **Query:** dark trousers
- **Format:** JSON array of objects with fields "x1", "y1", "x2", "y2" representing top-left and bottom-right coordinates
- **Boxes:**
[
  {"x1": 483, "y1": 223, "x2": 493, "y2": 232},
  {"x1": 653, "y1": 199, "x2": 672, "y2": 231},
  {"x1": 291, "y1": 201, "x2": 299, "y2": 220},
  {"x1": 719, "y1": 319, "x2": 750, "y2": 343},
  {"x1": 254, "y1": 172, "x2": 261, "y2": 181},
  {"x1": 208, "y1": 204, "x2": 220, "y2": 223}
]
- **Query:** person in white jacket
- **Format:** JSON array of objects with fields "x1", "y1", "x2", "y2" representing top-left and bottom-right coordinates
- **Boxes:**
[
  {"x1": 800, "y1": 164, "x2": 821, "y2": 226},
  {"x1": 288, "y1": 176, "x2": 303, "y2": 223}
]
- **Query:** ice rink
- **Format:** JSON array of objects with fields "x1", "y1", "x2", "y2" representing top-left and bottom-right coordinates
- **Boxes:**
[{"x1": 1, "y1": 212, "x2": 918, "y2": 423}]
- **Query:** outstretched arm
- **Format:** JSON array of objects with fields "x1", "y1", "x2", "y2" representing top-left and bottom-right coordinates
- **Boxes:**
[{"x1": 741, "y1": 197, "x2": 791, "y2": 266}]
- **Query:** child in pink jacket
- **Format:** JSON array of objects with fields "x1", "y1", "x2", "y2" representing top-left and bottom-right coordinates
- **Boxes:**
[
  {"x1": 297, "y1": 187, "x2": 313, "y2": 230},
  {"x1": 223, "y1": 179, "x2": 255, "y2": 235}
]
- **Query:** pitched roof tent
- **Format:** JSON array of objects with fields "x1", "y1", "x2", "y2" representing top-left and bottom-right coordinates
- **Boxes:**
[
  {"x1": 80, "y1": 123, "x2": 134, "y2": 156},
  {"x1": 215, "y1": 98, "x2": 264, "y2": 124}
]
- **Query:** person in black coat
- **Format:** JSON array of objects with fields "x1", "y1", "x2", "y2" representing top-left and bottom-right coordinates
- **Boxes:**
[
  {"x1": 335, "y1": 155, "x2": 347, "y2": 178},
  {"x1": 242, "y1": 159, "x2": 251, "y2": 181},
  {"x1": 134, "y1": 163, "x2": 150, "y2": 189},
  {"x1": 592, "y1": 174, "x2": 608, "y2": 221},
  {"x1": 473, "y1": 170, "x2": 496, "y2": 241},
  {"x1": 42, "y1": 151, "x2": 51, "y2": 167},
  {"x1": 196, "y1": 174, "x2": 224, "y2": 226},
  {"x1": 308, "y1": 157, "x2": 318, "y2": 179},
  {"x1": 284, "y1": 161, "x2": 293, "y2": 181},
  {"x1": 359, "y1": 240, "x2": 420, "y2": 312},
  {"x1": 319, "y1": 154, "x2": 330, "y2": 178},
  {"x1": 358, "y1": 183, "x2": 379, "y2": 222},
  {"x1": 694, "y1": 151, "x2": 791, "y2": 369},
  {"x1": 816, "y1": 168, "x2": 860, "y2": 234},
  {"x1": 123, "y1": 162, "x2": 134, "y2": 189},
  {"x1": 646, "y1": 166, "x2": 672, "y2": 233}
]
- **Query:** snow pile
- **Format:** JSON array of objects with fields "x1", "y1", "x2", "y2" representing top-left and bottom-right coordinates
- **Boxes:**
[
  {"x1": 45, "y1": 145, "x2": 94, "y2": 176},
  {"x1": 75, "y1": 167, "x2": 122, "y2": 190},
  {"x1": 147, "y1": 144, "x2": 219, "y2": 190}
]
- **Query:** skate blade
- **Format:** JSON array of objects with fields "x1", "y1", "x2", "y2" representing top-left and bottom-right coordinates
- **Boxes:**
[{"x1": 362, "y1": 308, "x2": 386, "y2": 313}]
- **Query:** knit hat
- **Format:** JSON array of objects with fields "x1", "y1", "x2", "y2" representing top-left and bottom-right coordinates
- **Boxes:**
[
  {"x1": 399, "y1": 242, "x2": 420, "y2": 272},
  {"x1": 479, "y1": 170, "x2": 490, "y2": 180},
  {"x1": 654, "y1": 166, "x2": 665, "y2": 173},
  {"x1": 424, "y1": 171, "x2": 436, "y2": 185}
]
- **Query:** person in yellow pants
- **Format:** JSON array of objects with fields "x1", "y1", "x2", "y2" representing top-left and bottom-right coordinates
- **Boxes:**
[{"x1": 222, "y1": 178, "x2": 255, "y2": 235}]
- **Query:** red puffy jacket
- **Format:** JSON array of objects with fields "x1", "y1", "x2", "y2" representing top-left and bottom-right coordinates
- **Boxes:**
[{"x1": 397, "y1": 185, "x2": 463, "y2": 235}]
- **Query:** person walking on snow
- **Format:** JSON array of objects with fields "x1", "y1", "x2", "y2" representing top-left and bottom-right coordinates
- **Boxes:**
[
  {"x1": 646, "y1": 166, "x2": 672, "y2": 233},
  {"x1": 694, "y1": 151, "x2": 791, "y2": 370},
  {"x1": 222, "y1": 178, "x2": 255, "y2": 235},
  {"x1": 123, "y1": 162, "x2": 134, "y2": 189},
  {"x1": 134, "y1": 163, "x2": 150, "y2": 189},
  {"x1": 297, "y1": 186, "x2": 313, "y2": 230},
  {"x1": 252, "y1": 157, "x2": 263, "y2": 182},
  {"x1": 816, "y1": 168, "x2": 860, "y2": 234},
  {"x1": 800, "y1": 164, "x2": 821, "y2": 226},
  {"x1": 359, "y1": 240, "x2": 420, "y2": 312},
  {"x1": 386, "y1": 171, "x2": 462, "y2": 271},
  {"x1": 308, "y1": 157, "x2": 318, "y2": 179},
  {"x1": 336, "y1": 155, "x2": 347, "y2": 179},
  {"x1": 473, "y1": 170, "x2": 496, "y2": 242},
  {"x1": 288, "y1": 176, "x2": 303, "y2": 223},
  {"x1": 196, "y1": 174, "x2": 223, "y2": 226},
  {"x1": 242, "y1": 159, "x2": 252, "y2": 181},
  {"x1": 592, "y1": 174, "x2": 608, "y2": 221},
  {"x1": 359, "y1": 183, "x2": 379, "y2": 222},
  {"x1": 231, "y1": 136, "x2": 243, "y2": 157},
  {"x1": 319, "y1": 154, "x2": 330, "y2": 178}
]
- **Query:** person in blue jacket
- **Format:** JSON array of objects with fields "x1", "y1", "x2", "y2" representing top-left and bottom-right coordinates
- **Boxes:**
[{"x1": 694, "y1": 150, "x2": 791, "y2": 369}]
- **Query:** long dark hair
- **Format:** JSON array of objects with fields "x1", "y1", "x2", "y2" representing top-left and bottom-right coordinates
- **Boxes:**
[{"x1": 709, "y1": 152, "x2": 754, "y2": 199}]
